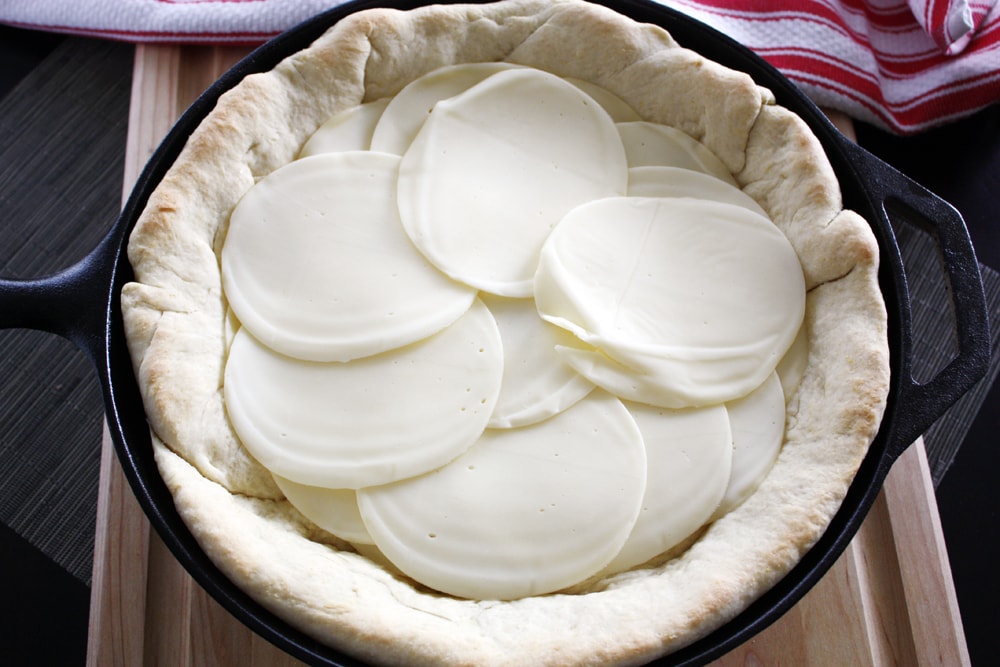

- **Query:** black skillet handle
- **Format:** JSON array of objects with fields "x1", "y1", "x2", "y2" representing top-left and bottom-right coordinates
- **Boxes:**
[
  {"x1": 0, "y1": 226, "x2": 120, "y2": 363},
  {"x1": 839, "y1": 139, "x2": 991, "y2": 461}
]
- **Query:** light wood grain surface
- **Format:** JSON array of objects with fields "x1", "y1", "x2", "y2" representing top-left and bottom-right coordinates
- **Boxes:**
[{"x1": 87, "y1": 44, "x2": 970, "y2": 667}]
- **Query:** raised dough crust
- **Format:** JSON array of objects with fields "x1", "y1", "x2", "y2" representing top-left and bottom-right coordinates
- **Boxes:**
[{"x1": 122, "y1": 1, "x2": 890, "y2": 664}]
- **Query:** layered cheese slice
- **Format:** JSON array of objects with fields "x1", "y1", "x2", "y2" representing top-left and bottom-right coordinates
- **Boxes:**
[
  {"x1": 535, "y1": 195, "x2": 804, "y2": 408},
  {"x1": 222, "y1": 150, "x2": 476, "y2": 362},
  {"x1": 220, "y1": 63, "x2": 805, "y2": 600},
  {"x1": 395, "y1": 67, "x2": 629, "y2": 297}
]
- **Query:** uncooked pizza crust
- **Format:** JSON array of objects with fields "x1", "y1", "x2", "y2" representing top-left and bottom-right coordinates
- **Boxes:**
[{"x1": 120, "y1": 0, "x2": 890, "y2": 664}]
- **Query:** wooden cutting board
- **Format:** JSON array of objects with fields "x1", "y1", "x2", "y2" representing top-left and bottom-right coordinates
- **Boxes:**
[{"x1": 86, "y1": 44, "x2": 971, "y2": 667}]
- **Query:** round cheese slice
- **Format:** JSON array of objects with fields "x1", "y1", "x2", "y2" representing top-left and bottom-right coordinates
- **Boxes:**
[
  {"x1": 370, "y1": 62, "x2": 520, "y2": 156},
  {"x1": 480, "y1": 293, "x2": 594, "y2": 428},
  {"x1": 712, "y1": 371, "x2": 786, "y2": 520},
  {"x1": 535, "y1": 196, "x2": 805, "y2": 407},
  {"x1": 627, "y1": 165, "x2": 768, "y2": 217},
  {"x1": 776, "y1": 324, "x2": 809, "y2": 404},
  {"x1": 223, "y1": 298, "x2": 504, "y2": 489},
  {"x1": 357, "y1": 390, "x2": 647, "y2": 600},
  {"x1": 563, "y1": 77, "x2": 642, "y2": 122},
  {"x1": 396, "y1": 67, "x2": 628, "y2": 297},
  {"x1": 601, "y1": 402, "x2": 732, "y2": 575},
  {"x1": 298, "y1": 97, "x2": 390, "y2": 156},
  {"x1": 616, "y1": 121, "x2": 738, "y2": 185},
  {"x1": 273, "y1": 475, "x2": 374, "y2": 545},
  {"x1": 221, "y1": 151, "x2": 476, "y2": 362}
]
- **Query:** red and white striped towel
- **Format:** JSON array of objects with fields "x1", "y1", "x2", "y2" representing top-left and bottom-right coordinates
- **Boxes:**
[
  {"x1": 1, "y1": 0, "x2": 998, "y2": 133},
  {"x1": 668, "y1": 0, "x2": 1000, "y2": 133}
]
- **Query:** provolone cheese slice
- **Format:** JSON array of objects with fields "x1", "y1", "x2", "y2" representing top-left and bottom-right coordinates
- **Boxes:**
[
  {"x1": 627, "y1": 166, "x2": 768, "y2": 217},
  {"x1": 552, "y1": 342, "x2": 694, "y2": 409},
  {"x1": 397, "y1": 67, "x2": 628, "y2": 297},
  {"x1": 222, "y1": 151, "x2": 476, "y2": 362},
  {"x1": 617, "y1": 121, "x2": 738, "y2": 185},
  {"x1": 602, "y1": 402, "x2": 732, "y2": 575},
  {"x1": 357, "y1": 390, "x2": 646, "y2": 600},
  {"x1": 536, "y1": 196, "x2": 805, "y2": 407},
  {"x1": 712, "y1": 371, "x2": 785, "y2": 519},
  {"x1": 481, "y1": 293, "x2": 594, "y2": 428},
  {"x1": 370, "y1": 62, "x2": 519, "y2": 156},
  {"x1": 564, "y1": 77, "x2": 642, "y2": 121},
  {"x1": 776, "y1": 324, "x2": 808, "y2": 404},
  {"x1": 224, "y1": 306, "x2": 239, "y2": 351},
  {"x1": 273, "y1": 475, "x2": 373, "y2": 545},
  {"x1": 223, "y1": 298, "x2": 503, "y2": 489},
  {"x1": 298, "y1": 98, "x2": 389, "y2": 157}
]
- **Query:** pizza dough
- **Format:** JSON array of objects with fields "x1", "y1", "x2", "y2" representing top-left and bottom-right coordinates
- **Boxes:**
[{"x1": 120, "y1": 1, "x2": 890, "y2": 664}]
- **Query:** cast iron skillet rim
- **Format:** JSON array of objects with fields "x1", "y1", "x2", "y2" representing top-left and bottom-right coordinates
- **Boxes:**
[{"x1": 89, "y1": 1, "x2": 988, "y2": 665}]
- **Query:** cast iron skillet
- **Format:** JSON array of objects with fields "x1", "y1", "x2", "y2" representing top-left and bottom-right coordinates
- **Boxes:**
[{"x1": 0, "y1": 0, "x2": 991, "y2": 664}]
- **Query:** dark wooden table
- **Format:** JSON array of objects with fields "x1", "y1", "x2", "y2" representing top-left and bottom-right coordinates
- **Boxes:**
[{"x1": 1, "y1": 24, "x2": 997, "y2": 667}]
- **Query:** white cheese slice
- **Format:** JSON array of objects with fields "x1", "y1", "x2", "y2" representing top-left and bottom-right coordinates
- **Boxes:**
[
  {"x1": 627, "y1": 165, "x2": 768, "y2": 217},
  {"x1": 712, "y1": 371, "x2": 786, "y2": 519},
  {"x1": 357, "y1": 390, "x2": 646, "y2": 600},
  {"x1": 397, "y1": 67, "x2": 628, "y2": 297},
  {"x1": 552, "y1": 341, "x2": 694, "y2": 409},
  {"x1": 221, "y1": 151, "x2": 476, "y2": 362},
  {"x1": 298, "y1": 97, "x2": 390, "y2": 156},
  {"x1": 370, "y1": 62, "x2": 520, "y2": 156},
  {"x1": 535, "y1": 196, "x2": 805, "y2": 407},
  {"x1": 223, "y1": 298, "x2": 504, "y2": 489},
  {"x1": 601, "y1": 402, "x2": 732, "y2": 575},
  {"x1": 776, "y1": 324, "x2": 809, "y2": 404},
  {"x1": 481, "y1": 293, "x2": 594, "y2": 428},
  {"x1": 224, "y1": 306, "x2": 239, "y2": 351},
  {"x1": 617, "y1": 121, "x2": 738, "y2": 185},
  {"x1": 273, "y1": 475, "x2": 374, "y2": 545},
  {"x1": 563, "y1": 77, "x2": 642, "y2": 121}
]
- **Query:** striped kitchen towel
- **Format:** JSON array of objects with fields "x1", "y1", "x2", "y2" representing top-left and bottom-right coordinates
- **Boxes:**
[
  {"x1": 1, "y1": 0, "x2": 998, "y2": 133},
  {"x1": 668, "y1": 0, "x2": 1000, "y2": 133}
]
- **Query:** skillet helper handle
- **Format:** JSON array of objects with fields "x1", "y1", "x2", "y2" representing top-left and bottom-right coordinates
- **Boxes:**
[
  {"x1": 843, "y1": 140, "x2": 991, "y2": 461},
  {"x1": 0, "y1": 230, "x2": 119, "y2": 361}
]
